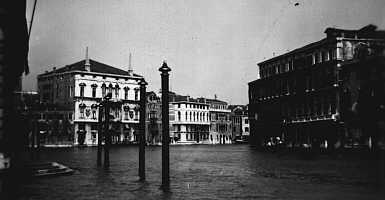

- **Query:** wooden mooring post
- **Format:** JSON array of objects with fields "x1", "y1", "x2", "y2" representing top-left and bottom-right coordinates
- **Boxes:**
[
  {"x1": 138, "y1": 78, "x2": 147, "y2": 180},
  {"x1": 159, "y1": 61, "x2": 171, "y2": 190}
]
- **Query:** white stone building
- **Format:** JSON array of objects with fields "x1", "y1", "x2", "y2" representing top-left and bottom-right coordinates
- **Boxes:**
[
  {"x1": 241, "y1": 116, "x2": 250, "y2": 137},
  {"x1": 37, "y1": 50, "x2": 144, "y2": 145},
  {"x1": 168, "y1": 92, "x2": 232, "y2": 145},
  {"x1": 200, "y1": 98, "x2": 232, "y2": 144},
  {"x1": 170, "y1": 99, "x2": 210, "y2": 144}
]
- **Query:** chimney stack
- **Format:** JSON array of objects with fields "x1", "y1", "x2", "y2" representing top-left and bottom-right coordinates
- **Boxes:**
[
  {"x1": 85, "y1": 46, "x2": 91, "y2": 72},
  {"x1": 128, "y1": 52, "x2": 133, "y2": 76}
]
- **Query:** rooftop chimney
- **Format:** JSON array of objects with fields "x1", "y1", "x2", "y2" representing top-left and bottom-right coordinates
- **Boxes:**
[
  {"x1": 128, "y1": 52, "x2": 133, "y2": 76},
  {"x1": 85, "y1": 46, "x2": 91, "y2": 72}
]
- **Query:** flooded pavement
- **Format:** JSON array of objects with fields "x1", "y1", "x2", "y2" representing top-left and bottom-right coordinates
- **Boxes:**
[{"x1": 21, "y1": 145, "x2": 384, "y2": 200}]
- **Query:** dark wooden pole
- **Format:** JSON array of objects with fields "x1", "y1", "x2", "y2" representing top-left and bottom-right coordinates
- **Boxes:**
[
  {"x1": 159, "y1": 61, "x2": 171, "y2": 190},
  {"x1": 97, "y1": 104, "x2": 103, "y2": 166},
  {"x1": 139, "y1": 79, "x2": 147, "y2": 180},
  {"x1": 104, "y1": 93, "x2": 111, "y2": 168},
  {"x1": 31, "y1": 119, "x2": 37, "y2": 160}
]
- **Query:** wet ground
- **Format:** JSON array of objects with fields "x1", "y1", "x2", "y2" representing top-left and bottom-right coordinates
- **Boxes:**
[{"x1": 21, "y1": 145, "x2": 384, "y2": 200}]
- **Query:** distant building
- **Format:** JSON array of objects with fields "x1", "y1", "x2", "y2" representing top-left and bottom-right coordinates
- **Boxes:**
[
  {"x1": 37, "y1": 49, "x2": 144, "y2": 145},
  {"x1": 169, "y1": 93, "x2": 210, "y2": 144},
  {"x1": 229, "y1": 105, "x2": 249, "y2": 142},
  {"x1": 248, "y1": 25, "x2": 385, "y2": 148},
  {"x1": 145, "y1": 91, "x2": 162, "y2": 144},
  {"x1": 198, "y1": 97, "x2": 232, "y2": 144}
]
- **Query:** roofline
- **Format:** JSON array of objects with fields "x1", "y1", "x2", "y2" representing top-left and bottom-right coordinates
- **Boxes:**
[
  {"x1": 257, "y1": 26, "x2": 385, "y2": 67},
  {"x1": 38, "y1": 70, "x2": 143, "y2": 80},
  {"x1": 170, "y1": 101, "x2": 209, "y2": 105},
  {"x1": 258, "y1": 37, "x2": 332, "y2": 66}
]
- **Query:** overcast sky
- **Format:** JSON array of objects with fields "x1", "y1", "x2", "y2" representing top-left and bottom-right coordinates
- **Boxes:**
[{"x1": 25, "y1": 0, "x2": 385, "y2": 104}]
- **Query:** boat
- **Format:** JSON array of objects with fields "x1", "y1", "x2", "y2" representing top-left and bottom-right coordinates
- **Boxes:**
[
  {"x1": 27, "y1": 162, "x2": 74, "y2": 177},
  {"x1": 234, "y1": 135, "x2": 249, "y2": 144}
]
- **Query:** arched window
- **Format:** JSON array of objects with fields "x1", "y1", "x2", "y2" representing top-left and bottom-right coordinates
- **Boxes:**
[
  {"x1": 189, "y1": 111, "x2": 192, "y2": 121},
  {"x1": 91, "y1": 84, "x2": 97, "y2": 98},
  {"x1": 108, "y1": 83, "x2": 113, "y2": 94},
  {"x1": 123, "y1": 106, "x2": 130, "y2": 120},
  {"x1": 79, "y1": 103, "x2": 86, "y2": 119},
  {"x1": 178, "y1": 111, "x2": 181, "y2": 121},
  {"x1": 101, "y1": 83, "x2": 106, "y2": 97},
  {"x1": 114, "y1": 84, "x2": 120, "y2": 99},
  {"x1": 79, "y1": 83, "x2": 86, "y2": 97},
  {"x1": 91, "y1": 104, "x2": 98, "y2": 119},
  {"x1": 124, "y1": 87, "x2": 129, "y2": 100},
  {"x1": 134, "y1": 88, "x2": 139, "y2": 101},
  {"x1": 185, "y1": 111, "x2": 187, "y2": 121}
]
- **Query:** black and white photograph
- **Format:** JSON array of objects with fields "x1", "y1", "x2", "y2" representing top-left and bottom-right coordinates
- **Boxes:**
[{"x1": 1, "y1": 0, "x2": 385, "y2": 199}]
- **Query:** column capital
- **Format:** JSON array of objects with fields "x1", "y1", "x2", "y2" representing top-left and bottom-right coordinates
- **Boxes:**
[
  {"x1": 159, "y1": 61, "x2": 171, "y2": 73},
  {"x1": 139, "y1": 78, "x2": 148, "y2": 87}
]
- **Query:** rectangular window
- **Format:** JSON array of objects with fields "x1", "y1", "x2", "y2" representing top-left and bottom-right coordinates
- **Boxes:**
[
  {"x1": 135, "y1": 90, "x2": 139, "y2": 101},
  {"x1": 80, "y1": 86, "x2": 84, "y2": 97},
  {"x1": 115, "y1": 88, "x2": 119, "y2": 99},
  {"x1": 91, "y1": 124, "x2": 98, "y2": 131},
  {"x1": 102, "y1": 87, "x2": 106, "y2": 97},
  {"x1": 56, "y1": 84, "x2": 59, "y2": 98},
  {"x1": 312, "y1": 54, "x2": 316, "y2": 65},
  {"x1": 80, "y1": 108, "x2": 85, "y2": 119},
  {"x1": 332, "y1": 49, "x2": 337, "y2": 60},
  {"x1": 78, "y1": 123, "x2": 85, "y2": 130},
  {"x1": 336, "y1": 48, "x2": 343, "y2": 60},
  {"x1": 124, "y1": 89, "x2": 128, "y2": 100},
  {"x1": 92, "y1": 87, "x2": 96, "y2": 98}
]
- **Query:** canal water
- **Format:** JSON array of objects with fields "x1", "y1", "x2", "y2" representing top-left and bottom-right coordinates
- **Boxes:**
[{"x1": 21, "y1": 145, "x2": 383, "y2": 200}]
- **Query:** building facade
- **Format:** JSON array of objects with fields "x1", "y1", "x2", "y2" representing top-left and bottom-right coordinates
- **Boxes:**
[
  {"x1": 198, "y1": 97, "x2": 232, "y2": 144},
  {"x1": 169, "y1": 93, "x2": 210, "y2": 144},
  {"x1": 248, "y1": 25, "x2": 385, "y2": 149},
  {"x1": 229, "y1": 105, "x2": 249, "y2": 142},
  {"x1": 37, "y1": 50, "x2": 144, "y2": 145},
  {"x1": 145, "y1": 91, "x2": 162, "y2": 145}
]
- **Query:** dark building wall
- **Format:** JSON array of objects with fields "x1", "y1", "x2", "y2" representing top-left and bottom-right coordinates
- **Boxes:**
[{"x1": 249, "y1": 25, "x2": 385, "y2": 148}]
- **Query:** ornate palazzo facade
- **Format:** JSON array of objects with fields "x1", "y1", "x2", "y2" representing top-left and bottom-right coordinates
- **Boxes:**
[{"x1": 37, "y1": 51, "x2": 144, "y2": 145}]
